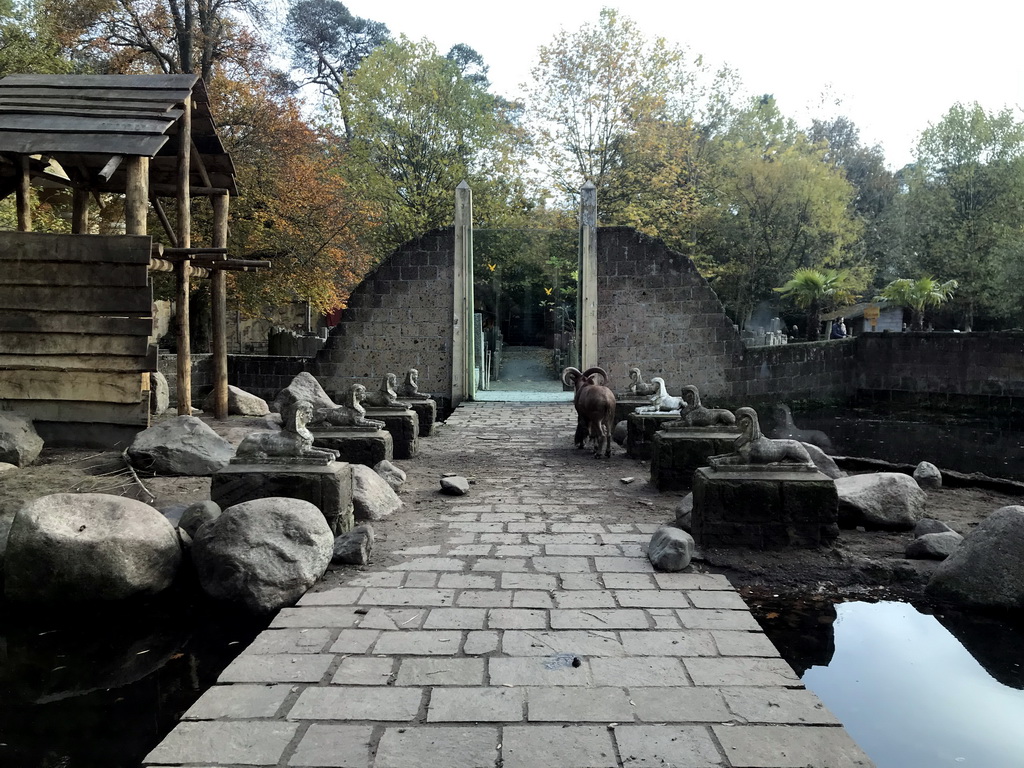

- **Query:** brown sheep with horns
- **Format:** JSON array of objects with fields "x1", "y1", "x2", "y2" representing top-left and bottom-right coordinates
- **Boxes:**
[{"x1": 562, "y1": 366, "x2": 617, "y2": 458}]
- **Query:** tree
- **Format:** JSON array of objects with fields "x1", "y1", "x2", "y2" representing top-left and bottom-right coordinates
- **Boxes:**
[
  {"x1": 0, "y1": 0, "x2": 75, "y2": 76},
  {"x1": 338, "y1": 36, "x2": 530, "y2": 255},
  {"x1": 899, "y1": 103, "x2": 1024, "y2": 328},
  {"x1": 775, "y1": 267, "x2": 859, "y2": 341},
  {"x1": 524, "y1": 8, "x2": 691, "y2": 203},
  {"x1": 875, "y1": 276, "x2": 958, "y2": 331}
]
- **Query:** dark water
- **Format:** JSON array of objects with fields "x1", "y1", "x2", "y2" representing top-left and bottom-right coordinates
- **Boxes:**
[
  {"x1": 750, "y1": 596, "x2": 1024, "y2": 768},
  {"x1": 0, "y1": 594, "x2": 266, "y2": 768},
  {"x1": 785, "y1": 404, "x2": 1024, "y2": 480}
]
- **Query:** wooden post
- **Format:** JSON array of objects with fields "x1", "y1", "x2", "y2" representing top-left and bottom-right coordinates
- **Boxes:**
[
  {"x1": 124, "y1": 157, "x2": 149, "y2": 235},
  {"x1": 578, "y1": 180, "x2": 598, "y2": 372},
  {"x1": 16, "y1": 155, "x2": 31, "y2": 232},
  {"x1": 72, "y1": 188, "x2": 90, "y2": 234},
  {"x1": 211, "y1": 193, "x2": 229, "y2": 420},
  {"x1": 176, "y1": 96, "x2": 193, "y2": 415}
]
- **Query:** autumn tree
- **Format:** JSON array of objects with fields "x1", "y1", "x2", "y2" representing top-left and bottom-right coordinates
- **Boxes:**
[{"x1": 775, "y1": 267, "x2": 859, "y2": 341}]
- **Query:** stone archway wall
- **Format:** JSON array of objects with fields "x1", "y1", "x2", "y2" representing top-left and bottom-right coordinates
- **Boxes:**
[
  {"x1": 595, "y1": 227, "x2": 857, "y2": 404},
  {"x1": 310, "y1": 229, "x2": 456, "y2": 409}
]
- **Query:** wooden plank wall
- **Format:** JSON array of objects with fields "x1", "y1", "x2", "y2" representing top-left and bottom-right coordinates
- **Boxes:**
[{"x1": 0, "y1": 231, "x2": 154, "y2": 427}]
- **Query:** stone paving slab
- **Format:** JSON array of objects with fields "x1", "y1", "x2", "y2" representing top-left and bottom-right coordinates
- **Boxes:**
[{"x1": 144, "y1": 402, "x2": 873, "y2": 768}]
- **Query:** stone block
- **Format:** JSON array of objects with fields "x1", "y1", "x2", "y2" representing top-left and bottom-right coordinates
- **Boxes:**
[
  {"x1": 407, "y1": 399, "x2": 437, "y2": 437},
  {"x1": 692, "y1": 467, "x2": 839, "y2": 550},
  {"x1": 365, "y1": 408, "x2": 419, "y2": 459},
  {"x1": 626, "y1": 411, "x2": 684, "y2": 459},
  {"x1": 649, "y1": 429, "x2": 741, "y2": 491},
  {"x1": 210, "y1": 461, "x2": 354, "y2": 535},
  {"x1": 613, "y1": 396, "x2": 653, "y2": 425},
  {"x1": 312, "y1": 430, "x2": 393, "y2": 467}
]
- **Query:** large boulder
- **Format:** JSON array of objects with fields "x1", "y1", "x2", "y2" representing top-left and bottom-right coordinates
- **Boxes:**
[
  {"x1": 913, "y1": 461, "x2": 942, "y2": 490},
  {"x1": 835, "y1": 472, "x2": 925, "y2": 531},
  {"x1": 178, "y1": 500, "x2": 221, "y2": 540},
  {"x1": 905, "y1": 531, "x2": 963, "y2": 560},
  {"x1": 333, "y1": 525, "x2": 375, "y2": 565},
  {"x1": 353, "y1": 464, "x2": 403, "y2": 521},
  {"x1": 202, "y1": 385, "x2": 270, "y2": 417},
  {"x1": 374, "y1": 460, "x2": 407, "y2": 493},
  {"x1": 127, "y1": 416, "x2": 234, "y2": 475},
  {"x1": 191, "y1": 497, "x2": 333, "y2": 613},
  {"x1": 926, "y1": 506, "x2": 1024, "y2": 610},
  {"x1": 0, "y1": 412, "x2": 43, "y2": 467},
  {"x1": 674, "y1": 493, "x2": 693, "y2": 532},
  {"x1": 272, "y1": 372, "x2": 335, "y2": 414},
  {"x1": 648, "y1": 526, "x2": 695, "y2": 571},
  {"x1": 4, "y1": 493, "x2": 181, "y2": 602}
]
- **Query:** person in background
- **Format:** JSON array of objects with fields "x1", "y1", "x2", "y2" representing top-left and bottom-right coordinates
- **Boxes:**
[{"x1": 830, "y1": 318, "x2": 847, "y2": 339}]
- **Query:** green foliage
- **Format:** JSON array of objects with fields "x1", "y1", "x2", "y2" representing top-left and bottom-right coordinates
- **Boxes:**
[
  {"x1": 899, "y1": 103, "x2": 1024, "y2": 327},
  {"x1": 875, "y1": 276, "x2": 958, "y2": 331},
  {"x1": 775, "y1": 267, "x2": 859, "y2": 340},
  {"x1": 0, "y1": 0, "x2": 75, "y2": 76},
  {"x1": 338, "y1": 36, "x2": 530, "y2": 256}
]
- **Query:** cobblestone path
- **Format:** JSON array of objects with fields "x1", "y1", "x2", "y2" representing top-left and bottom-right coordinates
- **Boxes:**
[{"x1": 144, "y1": 403, "x2": 872, "y2": 768}]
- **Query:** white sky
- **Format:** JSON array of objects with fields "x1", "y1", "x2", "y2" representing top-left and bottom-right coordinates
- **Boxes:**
[{"x1": 339, "y1": 0, "x2": 1024, "y2": 169}]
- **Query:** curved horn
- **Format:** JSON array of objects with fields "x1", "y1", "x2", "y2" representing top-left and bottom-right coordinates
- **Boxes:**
[
  {"x1": 561, "y1": 367, "x2": 582, "y2": 387},
  {"x1": 582, "y1": 366, "x2": 609, "y2": 385}
]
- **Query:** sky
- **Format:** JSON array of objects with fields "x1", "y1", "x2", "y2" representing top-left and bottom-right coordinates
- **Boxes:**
[{"x1": 337, "y1": 0, "x2": 1024, "y2": 169}]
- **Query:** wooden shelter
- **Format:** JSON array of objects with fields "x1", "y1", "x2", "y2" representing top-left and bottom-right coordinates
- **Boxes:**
[{"x1": 0, "y1": 73, "x2": 263, "y2": 444}]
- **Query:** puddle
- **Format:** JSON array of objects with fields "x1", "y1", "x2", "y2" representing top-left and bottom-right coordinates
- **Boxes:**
[{"x1": 750, "y1": 597, "x2": 1024, "y2": 767}]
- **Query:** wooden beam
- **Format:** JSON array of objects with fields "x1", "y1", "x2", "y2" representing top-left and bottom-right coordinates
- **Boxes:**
[
  {"x1": 72, "y1": 187, "x2": 89, "y2": 233},
  {"x1": 16, "y1": 155, "x2": 30, "y2": 231},
  {"x1": 124, "y1": 156, "x2": 148, "y2": 235},
  {"x1": 150, "y1": 194, "x2": 178, "y2": 247},
  {"x1": 176, "y1": 96, "x2": 192, "y2": 415},
  {"x1": 211, "y1": 193, "x2": 229, "y2": 420},
  {"x1": 98, "y1": 155, "x2": 123, "y2": 182},
  {"x1": 151, "y1": 183, "x2": 229, "y2": 197},
  {"x1": 191, "y1": 140, "x2": 212, "y2": 188},
  {"x1": 0, "y1": 369, "x2": 145, "y2": 404}
]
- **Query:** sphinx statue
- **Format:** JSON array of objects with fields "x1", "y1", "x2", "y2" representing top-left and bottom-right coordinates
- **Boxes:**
[
  {"x1": 627, "y1": 367, "x2": 659, "y2": 397},
  {"x1": 234, "y1": 399, "x2": 339, "y2": 464},
  {"x1": 309, "y1": 384, "x2": 386, "y2": 431},
  {"x1": 770, "y1": 403, "x2": 833, "y2": 451},
  {"x1": 664, "y1": 386, "x2": 736, "y2": 429},
  {"x1": 396, "y1": 367, "x2": 431, "y2": 400},
  {"x1": 636, "y1": 377, "x2": 685, "y2": 413},
  {"x1": 709, "y1": 407, "x2": 814, "y2": 469},
  {"x1": 362, "y1": 373, "x2": 410, "y2": 409}
]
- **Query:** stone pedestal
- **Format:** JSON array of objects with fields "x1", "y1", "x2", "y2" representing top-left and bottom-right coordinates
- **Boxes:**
[
  {"x1": 365, "y1": 408, "x2": 419, "y2": 459},
  {"x1": 407, "y1": 399, "x2": 437, "y2": 437},
  {"x1": 626, "y1": 411, "x2": 683, "y2": 459},
  {"x1": 614, "y1": 396, "x2": 653, "y2": 426},
  {"x1": 650, "y1": 429, "x2": 741, "y2": 491},
  {"x1": 692, "y1": 467, "x2": 839, "y2": 550},
  {"x1": 312, "y1": 430, "x2": 393, "y2": 467},
  {"x1": 211, "y1": 462, "x2": 354, "y2": 535}
]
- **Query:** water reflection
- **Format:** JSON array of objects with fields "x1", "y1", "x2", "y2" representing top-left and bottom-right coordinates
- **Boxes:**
[
  {"x1": 752, "y1": 598, "x2": 1024, "y2": 768},
  {"x1": 0, "y1": 596, "x2": 266, "y2": 768}
]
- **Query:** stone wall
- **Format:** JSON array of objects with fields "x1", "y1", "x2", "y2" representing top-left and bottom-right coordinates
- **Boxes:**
[
  {"x1": 856, "y1": 332, "x2": 1024, "y2": 406},
  {"x1": 310, "y1": 229, "x2": 456, "y2": 404},
  {"x1": 227, "y1": 356, "x2": 310, "y2": 403},
  {"x1": 733, "y1": 340, "x2": 857, "y2": 405},
  {"x1": 158, "y1": 353, "x2": 213, "y2": 406},
  {"x1": 595, "y1": 227, "x2": 744, "y2": 398}
]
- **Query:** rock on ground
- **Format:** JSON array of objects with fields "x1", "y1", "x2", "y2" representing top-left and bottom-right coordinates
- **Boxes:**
[
  {"x1": 926, "y1": 505, "x2": 1024, "y2": 610},
  {"x1": 612, "y1": 420, "x2": 628, "y2": 446},
  {"x1": 4, "y1": 493, "x2": 181, "y2": 602},
  {"x1": 353, "y1": 465, "x2": 403, "y2": 521},
  {"x1": 914, "y1": 518, "x2": 954, "y2": 537},
  {"x1": 0, "y1": 412, "x2": 43, "y2": 467},
  {"x1": 128, "y1": 416, "x2": 235, "y2": 476},
  {"x1": 150, "y1": 371, "x2": 170, "y2": 414},
  {"x1": 179, "y1": 500, "x2": 221, "y2": 539},
  {"x1": 374, "y1": 460, "x2": 407, "y2": 493},
  {"x1": 191, "y1": 497, "x2": 333, "y2": 614},
  {"x1": 914, "y1": 461, "x2": 943, "y2": 489},
  {"x1": 0, "y1": 462, "x2": 17, "y2": 473},
  {"x1": 333, "y1": 525, "x2": 375, "y2": 565},
  {"x1": 905, "y1": 530, "x2": 963, "y2": 560},
  {"x1": 836, "y1": 472, "x2": 926, "y2": 531},
  {"x1": 202, "y1": 385, "x2": 269, "y2": 417},
  {"x1": 440, "y1": 476, "x2": 470, "y2": 496},
  {"x1": 648, "y1": 526, "x2": 695, "y2": 571},
  {"x1": 674, "y1": 493, "x2": 693, "y2": 532},
  {"x1": 272, "y1": 372, "x2": 336, "y2": 413}
]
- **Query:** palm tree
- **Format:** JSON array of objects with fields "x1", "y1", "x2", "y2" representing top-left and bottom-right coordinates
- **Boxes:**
[
  {"x1": 875, "y1": 277, "x2": 958, "y2": 331},
  {"x1": 775, "y1": 268, "x2": 859, "y2": 341}
]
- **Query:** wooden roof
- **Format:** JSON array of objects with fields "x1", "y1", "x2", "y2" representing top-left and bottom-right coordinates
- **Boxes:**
[{"x1": 0, "y1": 74, "x2": 237, "y2": 196}]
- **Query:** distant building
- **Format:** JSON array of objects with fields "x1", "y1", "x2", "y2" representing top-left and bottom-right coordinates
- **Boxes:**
[{"x1": 821, "y1": 301, "x2": 902, "y2": 335}]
